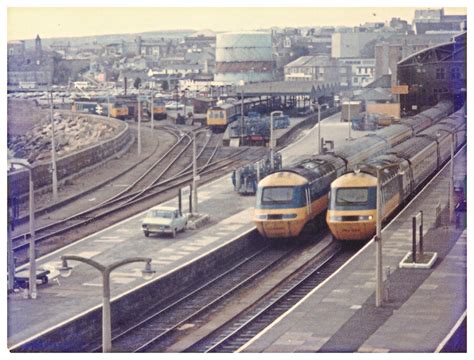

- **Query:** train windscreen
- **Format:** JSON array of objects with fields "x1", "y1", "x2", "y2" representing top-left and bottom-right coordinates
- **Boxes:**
[
  {"x1": 261, "y1": 187, "x2": 294, "y2": 204},
  {"x1": 335, "y1": 188, "x2": 369, "y2": 206}
]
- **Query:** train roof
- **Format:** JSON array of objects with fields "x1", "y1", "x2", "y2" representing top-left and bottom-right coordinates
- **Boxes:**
[
  {"x1": 261, "y1": 155, "x2": 343, "y2": 185},
  {"x1": 387, "y1": 136, "x2": 434, "y2": 159},
  {"x1": 335, "y1": 134, "x2": 388, "y2": 161},
  {"x1": 331, "y1": 171, "x2": 378, "y2": 187},
  {"x1": 259, "y1": 171, "x2": 308, "y2": 186},
  {"x1": 209, "y1": 103, "x2": 235, "y2": 111}
]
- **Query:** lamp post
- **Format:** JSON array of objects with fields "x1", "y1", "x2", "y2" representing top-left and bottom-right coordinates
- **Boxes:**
[
  {"x1": 449, "y1": 132, "x2": 455, "y2": 223},
  {"x1": 137, "y1": 93, "x2": 142, "y2": 156},
  {"x1": 192, "y1": 129, "x2": 210, "y2": 214},
  {"x1": 9, "y1": 161, "x2": 37, "y2": 299},
  {"x1": 317, "y1": 103, "x2": 321, "y2": 154},
  {"x1": 150, "y1": 92, "x2": 154, "y2": 131},
  {"x1": 239, "y1": 80, "x2": 245, "y2": 144},
  {"x1": 347, "y1": 97, "x2": 353, "y2": 140},
  {"x1": 270, "y1": 111, "x2": 283, "y2": 169},
  {"x1": 58, "y1": 256, "x2": 155, "y2": 352},
  {"x1": 372, "y1": 163, "x2": 401, "y2": 307},
  {"x1": 107, "y1": 90, "x2": 110, "y2": 121},
  {"x1": 49, "y1": 90, "x2": 59, "y2": 201}
]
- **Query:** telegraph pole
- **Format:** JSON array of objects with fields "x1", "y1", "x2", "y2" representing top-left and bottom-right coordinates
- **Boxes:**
[{"x1": 50, "y1": 90, "x2": 58, "y2": 201}]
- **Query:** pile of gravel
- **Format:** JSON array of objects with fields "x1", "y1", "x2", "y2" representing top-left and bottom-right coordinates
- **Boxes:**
[{"x1": 8, "y1": 113, "x2": 118, "y2": 162}]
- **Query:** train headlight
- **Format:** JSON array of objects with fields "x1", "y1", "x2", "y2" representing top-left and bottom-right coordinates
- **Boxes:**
[
  {"x1": 330, "y1": 216, "x2": 343, "y2": 221},
  {"x1": 281, "y1": 214, "x2": 298, "y2": 219},
  {"x1": 358, "y1": 215, "x2": 373, "y2": 221}
]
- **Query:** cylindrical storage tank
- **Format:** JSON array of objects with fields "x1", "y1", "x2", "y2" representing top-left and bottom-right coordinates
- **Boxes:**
[{"x1": 215, "y1": 31, "x2": 274, "y2": 84}]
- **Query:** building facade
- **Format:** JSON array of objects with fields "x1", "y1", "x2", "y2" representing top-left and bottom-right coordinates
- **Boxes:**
[
  {"x1": 375, "y1": 33, "x2": 455, "y2": 86},
  {"x1": 7, "y1": 35, "x2": 56, "y2": 86},
  {"x1": 398, "y1": 32, "x2": 466, "y2": 114}
]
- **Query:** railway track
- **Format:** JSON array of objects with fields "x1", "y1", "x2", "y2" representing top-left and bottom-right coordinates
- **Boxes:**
[
  {"x1": 84, "y1": 223, "x2": 361, "y2": 353},
  {"x1": 12, "y1": 143, "x2": 253, "y2": 262},
  {"x1": 98, "y1": 243, "x2": 287, "y2": 352},
  {"x1": 186, "y1": 244, "x2": 357, "y2": 353},
  {"x1": 11, "y1": 124, "x2": 182, "y2": 227}
]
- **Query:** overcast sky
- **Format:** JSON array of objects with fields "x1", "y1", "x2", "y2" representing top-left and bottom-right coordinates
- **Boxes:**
[{"x1": 6, "y1": 1, "x2": 467, "y2": 41}]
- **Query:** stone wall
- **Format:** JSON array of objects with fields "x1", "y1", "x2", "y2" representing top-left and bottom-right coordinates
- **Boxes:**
[{"x1": 8, "y1": 113, "x2": 132, "y2": 197}]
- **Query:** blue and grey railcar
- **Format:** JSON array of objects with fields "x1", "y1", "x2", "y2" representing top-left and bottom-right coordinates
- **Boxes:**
[
  {"x1": 326, "y1": 109, "x2": 465, "y2": 241},
  {"x1": 254, "y1": 101, "x2": 454, "y2": 239}
]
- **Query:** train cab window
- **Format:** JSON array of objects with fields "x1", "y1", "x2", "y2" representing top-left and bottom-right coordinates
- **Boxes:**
[
  {"x1": 262, "y1": 187, "x2": 294, "y2": 204},
  {"x1": 336, "y1": 188, "x2": 369, "y2": 205},
  {"x1": 220, "y1": 111, "x2": 225, "y2": 118}
]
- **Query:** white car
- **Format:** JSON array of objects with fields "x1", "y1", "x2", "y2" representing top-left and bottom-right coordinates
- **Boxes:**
[{"x1": 141, "y1": 206, "x2": 188, "y2": 238}]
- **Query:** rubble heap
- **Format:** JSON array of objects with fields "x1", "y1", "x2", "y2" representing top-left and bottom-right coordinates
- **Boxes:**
[{"x1": 8, "y1": 113, "x2": 119, "y2": 162}]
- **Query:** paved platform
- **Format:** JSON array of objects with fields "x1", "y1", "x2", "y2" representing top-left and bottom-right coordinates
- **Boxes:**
[
  {"x1": 6, "y1": 112, "x2": 374, "y2": 349},
  {"x1": 240, "y1": 148, "x2": 467, "y2": 353}
]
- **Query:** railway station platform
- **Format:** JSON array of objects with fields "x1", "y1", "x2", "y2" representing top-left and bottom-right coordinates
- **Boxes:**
[
  {"x1": 6, "y1": 112, "x2": 407, "y2": 351},
  {"x1": 240, "y1": 148, "x2": 467, "y2": 353},
  {"x1": 222, "y1": 115, "x2": 307, "y2": 147}
]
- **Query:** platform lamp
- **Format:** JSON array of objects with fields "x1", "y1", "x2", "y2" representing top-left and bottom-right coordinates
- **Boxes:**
[
  {"x1": 192, "y1": 129, "x2": 210, "y2": 215},
  {"x1": 239, "y1": 80, "x2": 245, "y2": 145},
  {"x1": 49, "y1": 90, "x2": 59, "y2": 201},
  {"x1": 357, "y1": 163, "x2": 402, "y2": 307},
  {"x1": 347, "y1": 96, "x2": 353, "y2": 141},
  {"x1": 58, "y1": 256, "x2": 155, "y2": 352},
  {"x1": 372, "y1": 163, "x2": 403, "y2": 307},
  {"x1": 317, "y1": 103, "x2": 322, "y2": 154},
  {"x1": 437, "y1": 130, "x2": 456, "y2": 223},
  {"x1": 8, "y1": 160, "x2": 37, "y2": 299},
  {"x1": 270, "y1": 111, "x2": 283, "y2": 169}
]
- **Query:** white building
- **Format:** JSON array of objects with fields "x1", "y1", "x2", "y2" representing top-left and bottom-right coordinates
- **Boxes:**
[{"x1": 339, "y1": 58, "x2": 376, "y2": 88}]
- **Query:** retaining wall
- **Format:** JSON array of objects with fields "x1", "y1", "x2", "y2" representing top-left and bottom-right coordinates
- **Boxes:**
[{"x1": 8, "y1": 114, "x2": 132, "y2": 198}]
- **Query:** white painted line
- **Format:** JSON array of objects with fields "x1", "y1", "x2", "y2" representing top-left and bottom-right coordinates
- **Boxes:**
[
  {"x1": 160, "y1": 255, "x2": 184, "y2": 261},
  {"x1": 83, "y1": 283, "x2": 102, "y2": 287},
  {"x1": 153, "y1": 260, "x2": 172, "y2": 265},
  {"x1": 112, "y1": 277, "x2": 136, "y2": 284},
  {"x1": 237, "y1": 146, "x2": 467, "y2": 352},
  {"x1": 180, "y1": 246, "x2": 201, "y2": 251}
]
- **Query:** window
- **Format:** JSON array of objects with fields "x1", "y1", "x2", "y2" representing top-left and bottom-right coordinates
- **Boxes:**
[
  {"x1": 436, "y1": 68, "x2": 445, "y2": 80},
  {"x1": 261, "y1": 187, "x2": 294, "y2": 204},
  {"x1": 336, "y1": 188, "x2": 369, "y2": 205},
  {"x1": 451, "y1": 67, "x2": 461, "y2": 80}
]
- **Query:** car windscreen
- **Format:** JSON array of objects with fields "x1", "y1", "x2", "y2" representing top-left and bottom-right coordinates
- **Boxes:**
[{"x1": 148, "y1": 210, "x2": 173, "y2": 218}]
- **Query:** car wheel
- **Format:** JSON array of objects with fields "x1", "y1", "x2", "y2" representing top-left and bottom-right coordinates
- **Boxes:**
[{"x1": 144, "y1": 230, "x2": 150, "y2": 237}]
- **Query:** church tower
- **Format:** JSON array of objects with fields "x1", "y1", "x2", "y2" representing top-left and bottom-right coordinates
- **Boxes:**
[{"x1": 35, "y1": 34, "x2": 42, "y2": 59}]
